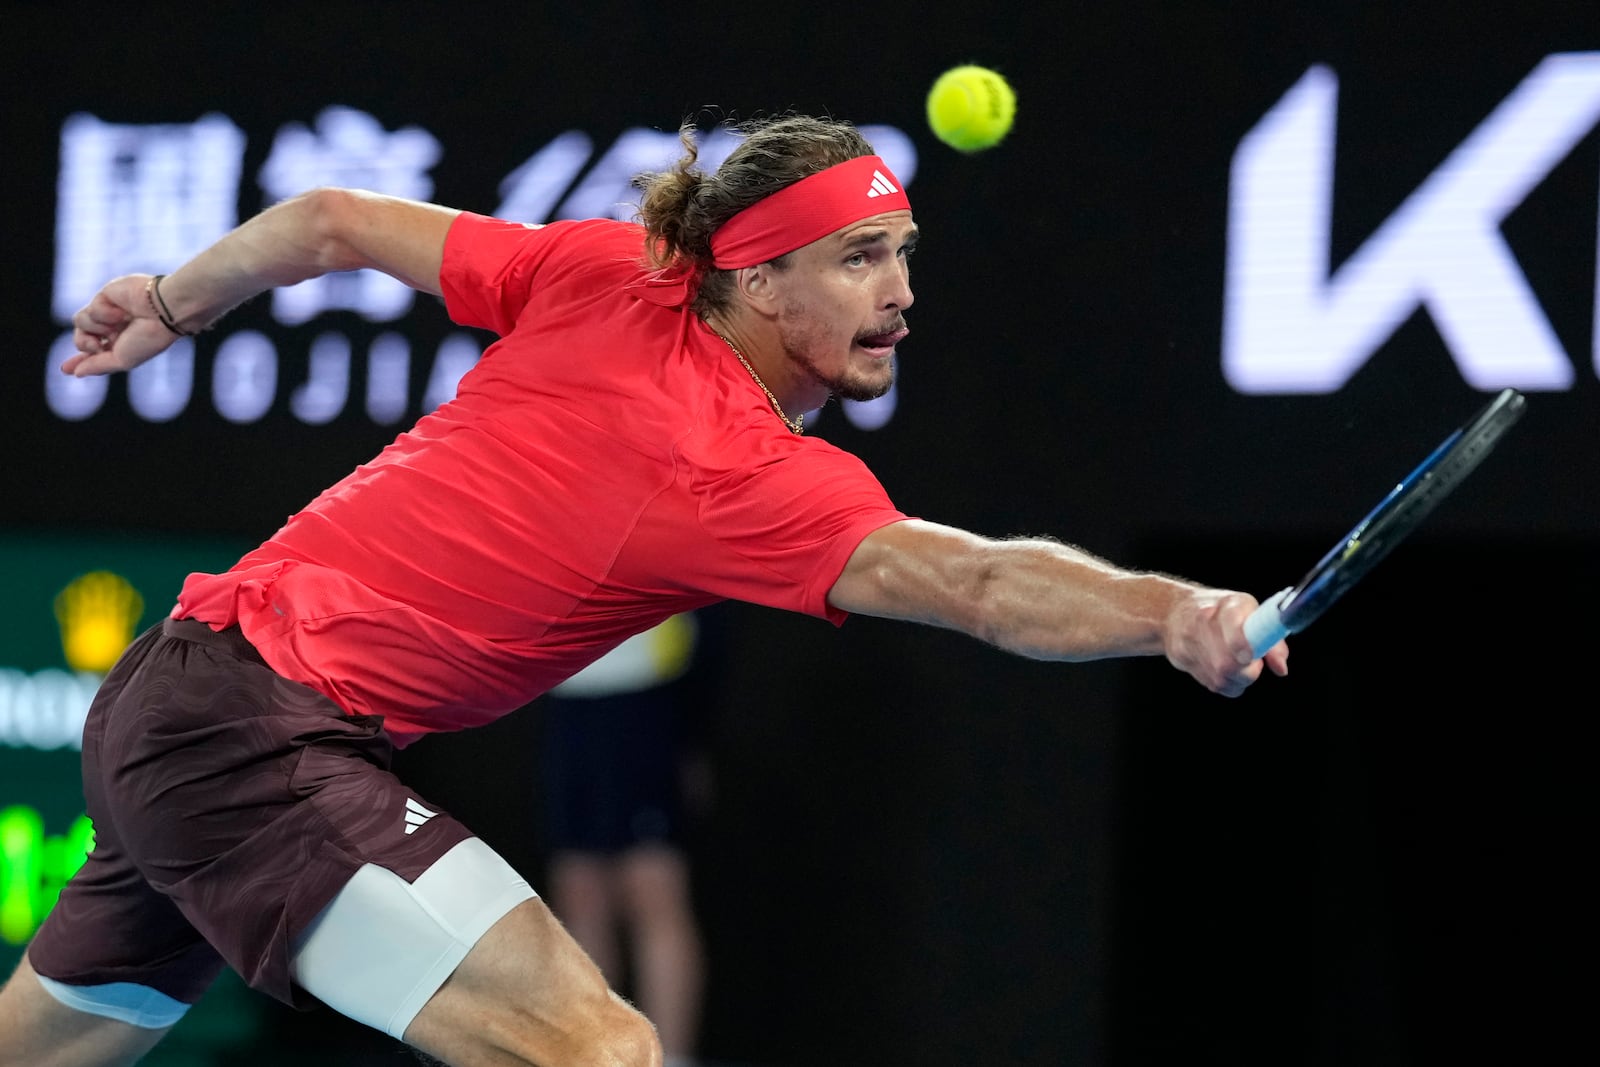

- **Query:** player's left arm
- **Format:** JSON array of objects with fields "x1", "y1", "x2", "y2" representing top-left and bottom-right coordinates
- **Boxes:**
[
  {"x1": 827, "y1": 518, "x2": 1288, "y2": 697},
  {"x1": 64, "y1": 187, "x2": 460, "y2": 378}
]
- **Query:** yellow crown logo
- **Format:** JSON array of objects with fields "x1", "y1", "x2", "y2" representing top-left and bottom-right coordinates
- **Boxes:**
[{"x1": 53, "y1": 571, "x2": 145, "y2": 674}]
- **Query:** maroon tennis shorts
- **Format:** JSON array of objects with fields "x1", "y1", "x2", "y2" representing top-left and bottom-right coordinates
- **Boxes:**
[{"x1": 28, "y1": 618, "x2": 472, "y2": 1009}]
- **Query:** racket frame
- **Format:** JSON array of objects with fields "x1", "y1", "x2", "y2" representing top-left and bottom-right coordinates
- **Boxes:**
[{"x1": 1244, "y1": 388, "x2": 1526, "y2": 656}]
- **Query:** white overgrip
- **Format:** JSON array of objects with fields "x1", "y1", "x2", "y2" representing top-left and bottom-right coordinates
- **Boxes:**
[{"x1": 1243, "y1": 586, "x2": 1293, "y2": 658}]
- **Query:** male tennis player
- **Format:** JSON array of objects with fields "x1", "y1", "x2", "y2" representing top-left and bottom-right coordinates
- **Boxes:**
[{"x1": 0, "y1": 114, "x2": 1289, "y2": 1067}]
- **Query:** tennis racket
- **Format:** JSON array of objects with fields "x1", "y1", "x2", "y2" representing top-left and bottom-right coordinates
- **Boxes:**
[{"x1": 1244, "y1": 387, "x2": 1527, "y2": 657}]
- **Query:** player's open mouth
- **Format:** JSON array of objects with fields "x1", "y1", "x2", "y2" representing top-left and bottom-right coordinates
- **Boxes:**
[{"x1": 855, "y1": 326, "x2": 909, "y2": 357}]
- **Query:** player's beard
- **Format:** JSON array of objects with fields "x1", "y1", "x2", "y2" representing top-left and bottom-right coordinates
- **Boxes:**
[
  {"x1": 801, "y1": 349, "x2": 897, "y2": 402},
  {"x1": 779, "y1": 308, "x2": 900, "y2": 402}
]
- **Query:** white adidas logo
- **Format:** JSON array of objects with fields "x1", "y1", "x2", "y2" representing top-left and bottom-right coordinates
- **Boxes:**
[
  {"x1": 865, "y1": 169, "x2": 899, "y2": 198},
  {"x1": 404, "y1": 797, "x2": 438, "y2": 835}
]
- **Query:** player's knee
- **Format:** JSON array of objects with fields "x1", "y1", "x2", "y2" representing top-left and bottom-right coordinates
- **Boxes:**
[
  {"x1": 493, "y1": 990, "x2": 660, "y2": 1067},
  {"x1": 584, "y1": 992, "x2": 663, "y2": 1067}
]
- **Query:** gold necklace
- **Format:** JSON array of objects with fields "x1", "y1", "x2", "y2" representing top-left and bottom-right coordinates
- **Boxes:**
[{"x1": 719, "y1": 335, "x2": 804, "y2": 435}]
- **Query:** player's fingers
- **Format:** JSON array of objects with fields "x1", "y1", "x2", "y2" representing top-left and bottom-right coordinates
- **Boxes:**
[
  {"x1": 71, "y1": 326, "x2": 116, "y2": 357},
  {"x1": 1211, "y1": 593, "x2": 1265, "y2": 667},
  {"x1": 71, "y1": 292, "x2": 136, "y2": 355},
  {"x1": 63, "y1": 319, "x2": 173, "y2": 377},
  {"x1": 60, "y1": 351, "x2": 119, "y2": 377},
  {"x1": 75, "y1": 290, "x2": 134, "y2": 332},
  {"x1": 1221, "y1": 657, "x2": 1264, "y2": 697}
]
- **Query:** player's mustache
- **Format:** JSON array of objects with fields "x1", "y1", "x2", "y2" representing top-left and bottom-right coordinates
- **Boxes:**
[{"x1": 858, "y1": 317, "x2": 909, "y2": 341}]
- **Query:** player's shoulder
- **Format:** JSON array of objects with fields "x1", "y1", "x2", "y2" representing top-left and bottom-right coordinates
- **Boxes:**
[
  {"x1": 688, "y1": 411, "x2": 881, "y2": 482},
  {"x1": 455, "y1": 215, "x2": 650, "y2": 290},
  {"x1": 522, "y1": 216, "x2": 648, "y2": 270},
  {"x1": 478, "y1": 213, "x2": 642, "y2": 244},
  {"x1": 455, "y1": 213, "x2": 643, "y2": 253}
]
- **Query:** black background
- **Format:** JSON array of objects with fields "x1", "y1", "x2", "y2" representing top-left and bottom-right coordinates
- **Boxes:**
[{"x1": 3, "y1": 3, "x2": 1594, "y2": 1064}]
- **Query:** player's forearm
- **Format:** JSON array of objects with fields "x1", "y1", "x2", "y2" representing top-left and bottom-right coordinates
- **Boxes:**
[
  {"x1": 143, "y1": 188, "x2": 351, "y2": 333},
  {"x1": 150, "y1": 187, "x2": 454, "y2": 334},
  {"x1": 962, "y1": 539, "x2": 1198, "y2": 662},
  {"x1": 832, "y1": 521, "x2": 1201, "y2": 662}
]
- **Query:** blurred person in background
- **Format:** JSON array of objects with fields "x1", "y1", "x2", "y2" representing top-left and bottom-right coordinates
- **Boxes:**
[{"x1": 539, "y1": 611, "x2": 711, "y2": 1067}]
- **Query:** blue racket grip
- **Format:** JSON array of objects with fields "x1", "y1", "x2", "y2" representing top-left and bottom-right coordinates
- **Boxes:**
[{"x1": 1244, "y1": 587, "x2": 1293, "y2": 658}]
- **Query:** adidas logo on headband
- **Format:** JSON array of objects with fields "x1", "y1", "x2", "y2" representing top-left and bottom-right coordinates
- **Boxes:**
[{"x1": 707, "y1": 155, "x2": 912, "y2": 269}]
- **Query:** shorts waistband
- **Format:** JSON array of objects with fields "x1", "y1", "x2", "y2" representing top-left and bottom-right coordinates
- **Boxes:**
[{"x1": 163, "y1": 617, "x2": 269, "y2": 668}]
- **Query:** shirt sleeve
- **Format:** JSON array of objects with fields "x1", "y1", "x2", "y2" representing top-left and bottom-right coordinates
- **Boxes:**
[
  {"x1": 690, "y1": 435, "x2": 913, "y2": 624},
  {"x1": 440, "y1": 215, "x2": 653, "y2": 338}
]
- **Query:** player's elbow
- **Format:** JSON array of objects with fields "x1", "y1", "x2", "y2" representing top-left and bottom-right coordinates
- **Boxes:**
[{"x1": 294, "y1": 187, "x2": 377, "y2": 273}]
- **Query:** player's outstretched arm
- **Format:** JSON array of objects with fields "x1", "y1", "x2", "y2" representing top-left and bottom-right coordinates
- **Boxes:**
[
  {"x1": 63, "y1": 187, "x2": 461, "y2": 378},
  {"x1": 827, "y1": 519, "x2": 1289, "y2": 697}
]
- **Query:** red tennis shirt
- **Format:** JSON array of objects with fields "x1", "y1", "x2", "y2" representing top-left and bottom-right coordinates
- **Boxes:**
[{"x1": 175, "y1": 213, "x2": 911, "y2": 746}]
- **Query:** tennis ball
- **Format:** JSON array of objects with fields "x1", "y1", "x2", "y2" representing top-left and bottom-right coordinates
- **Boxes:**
[{"x1": 926, "y1": 64, "x2": 1016, "y2": 152}]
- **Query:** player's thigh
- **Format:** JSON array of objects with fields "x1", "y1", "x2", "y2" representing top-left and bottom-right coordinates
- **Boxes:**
[
  {"x1": 0, "y1": 955, "x2": 170, "y2": 1067},
  {"x1": 403, "y1": 897, "x2": 662, "y2": 1067}
]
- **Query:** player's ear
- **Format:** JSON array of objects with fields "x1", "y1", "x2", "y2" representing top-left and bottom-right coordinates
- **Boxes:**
[{"x1": 735, "y1": 263, "x2": 781, "y2": 311}]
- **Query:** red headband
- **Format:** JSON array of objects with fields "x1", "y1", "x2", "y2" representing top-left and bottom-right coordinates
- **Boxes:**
[
  {"x1": 627, "y1": 155, "x2": 911, "y2": 308},
  {"x1": 710, "y1": 155, "x2": 912, "y2": 268}
]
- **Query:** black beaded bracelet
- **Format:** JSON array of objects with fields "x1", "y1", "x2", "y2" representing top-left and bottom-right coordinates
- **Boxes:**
[{"x1": 146, "y1": 274, "x2": 195, "y2": 337}]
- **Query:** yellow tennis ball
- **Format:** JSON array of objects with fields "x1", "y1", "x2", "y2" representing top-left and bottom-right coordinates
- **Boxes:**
[{"x1": 926, "y1": 64, "x2": 1016, "y2": 152}]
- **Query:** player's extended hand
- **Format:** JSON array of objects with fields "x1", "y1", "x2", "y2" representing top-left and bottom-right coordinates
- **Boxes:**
[
  {"x1": 1164, "y1": 589, "x2": 1289, "y2": 697},
  {"x1": 62, "y1": 274, "x2": 185, "y2": 378}
]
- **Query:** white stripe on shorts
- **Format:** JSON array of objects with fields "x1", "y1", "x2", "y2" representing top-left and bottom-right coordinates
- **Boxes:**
[
  {"x1": 289, "y1": 837, "x2": 538, "y2": 1039},
  {"x1": 34, "y1": 974, "x2": 191, "y2": 1029}
]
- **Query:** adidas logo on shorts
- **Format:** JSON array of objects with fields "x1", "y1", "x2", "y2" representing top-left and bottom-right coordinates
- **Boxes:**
[{"x1": 403, "y1": 797, "x2": 438, "y2": 835}]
